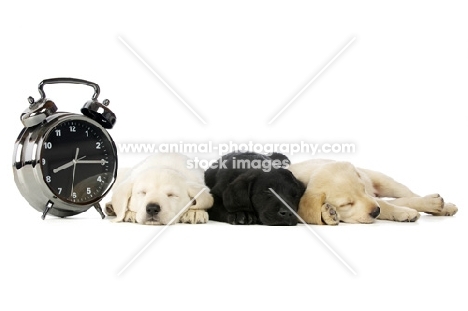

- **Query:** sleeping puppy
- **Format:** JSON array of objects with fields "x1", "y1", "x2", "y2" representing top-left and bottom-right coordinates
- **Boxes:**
[
  {"x1": 205, "y1": 151, "x2": 305, "y2": 225},
  {"x1": 289, "y1": 159, "x2": 458, "y2": 225},
  {"x1": 106, "y1": 153, "x2": 213, "y2": 225}
]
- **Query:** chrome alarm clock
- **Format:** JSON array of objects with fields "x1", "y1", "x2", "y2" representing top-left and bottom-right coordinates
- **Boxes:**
[{"x1": 13, "y1": 78, "x2": 118, "y2": 219}]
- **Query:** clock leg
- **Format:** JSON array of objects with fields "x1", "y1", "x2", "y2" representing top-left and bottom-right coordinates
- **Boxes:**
[
  {"x1": 42, "y1": 201, "x2": 54, "y2": 220},
  {"x1": 94, "y1": 203, "x2": 106, "y2": 219}
]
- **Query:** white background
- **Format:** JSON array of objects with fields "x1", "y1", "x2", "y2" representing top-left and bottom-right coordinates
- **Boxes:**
[{"x1": 1, "y1": 1, "x2": 467, "y2": 310}]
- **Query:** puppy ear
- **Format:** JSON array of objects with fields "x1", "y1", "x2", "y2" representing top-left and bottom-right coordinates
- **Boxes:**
[
  {"x1": 222, "y1": 171, "x2": 257, "y2": 212},
  {"x1": 285, "y1": 170, "x2": 306, "y2": 195},
  {"x1": 268, "y1": 152, "x2": 290, "y2": 167},
  {"x1": 298, "y1": 190, "x2": 326, "y2": 225},
  {"x1": 110, "y1": 177, "x2": 133, "y2": 222},
  {"x1": 187, "y1": 182, "x2": 214, "y2": 210}
]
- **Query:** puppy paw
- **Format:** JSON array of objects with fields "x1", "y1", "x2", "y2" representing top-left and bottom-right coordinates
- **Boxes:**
[
  {"x1": 180, "y1": 210, "x2": 209, "y2": 224},
  {"x1": 420, "y1": 193, "x2": 444, "y2": 213},
  {"x1": 428, "y1": 202, "x2": 458, "y2": 216},
  {"x1": 227, "y1": 211, "x2": 257, "y2": 225},
  {"x1": 124, "y1": 210, "x2": 137, "y2": 223},
  {"x1": 392, "y1": 207, "x2": 420, "y2": 222},
  {"x1": 321, "y1": 203, "x2": 339, "y2": 225},
  {"x1": 105, "y1": 202, "x2": 116, "y2": 216}
]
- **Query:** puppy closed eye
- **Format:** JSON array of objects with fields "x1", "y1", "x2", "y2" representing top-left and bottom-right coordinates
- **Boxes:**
[
  {"x1": 339, "y1": 202, "x2": 354, "y2": 208},
  {"x1": 166, "y1": 193, "x2": 178, "y2": 198},
  {"x1": 137, "y1": 191, "x2": 147, "y2": 196},
  {"x1": 291, "y1": 191, "x2": 302, "y2": 198}
]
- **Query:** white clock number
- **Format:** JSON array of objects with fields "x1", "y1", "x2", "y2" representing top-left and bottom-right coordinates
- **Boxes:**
[
  {"x1": 44, "y1": 142, "x2": 52, "y2": 149},
  {"x1": 96, "y1": 142, "x2": 101, "y2": 149},
  {"x1": 85, "y1": 130, "x2": 89, "y2": 137},
  {"x1": 42, "y1": 158, "x2": 46, "y2": 165},
  {"x1": 46, "y1": 176, "x2": 51, "y2": 183},
  {"x1": 72, "y1": 192, "x2": 77, "y2": 199},
  {"x1": 69, "y1": 126, "x2": 76, "y2": 132},
  {"x1": 58, "y1": 188, "x2": 62, "y2": 194},
  {"x1": 86, "y1": 187, "x2": 91, "y2": 195},
  {"x1": 55, "y1": 129, "x2": 61, "y2": 136},
  {"x1": 97, "y1": 176, "x2": 103, "y2": 183}
]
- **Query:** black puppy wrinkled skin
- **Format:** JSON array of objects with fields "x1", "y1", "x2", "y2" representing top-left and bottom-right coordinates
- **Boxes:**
[{"x1": 205, "y1": 151, "x2": 305, "y2": 226}]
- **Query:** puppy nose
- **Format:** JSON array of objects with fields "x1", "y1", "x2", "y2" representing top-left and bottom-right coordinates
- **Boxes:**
[
  {"x1": 278, "y1": 207, "x2": 293, "y2": 218},
  {"x1": 369, "y1": 206, "x2": 380, "y2": 218},
  {"x1": 146, "y1": 203, "x2": 161, "y2": 216}
]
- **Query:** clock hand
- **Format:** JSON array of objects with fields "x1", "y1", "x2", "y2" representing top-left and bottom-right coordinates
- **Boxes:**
[
  {"x1": 76, "y1": 159, "x2": 109, "y2": 165},
  {"x1": 53, "y1": 156, "x2": 86, "y2": 173},
  {"x1": 70, "y1": 148, "x2": 79, "y2": 198}
]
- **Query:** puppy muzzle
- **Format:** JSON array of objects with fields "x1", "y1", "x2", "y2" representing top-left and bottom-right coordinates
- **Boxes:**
[
  {"x1": 369, "y1": 206, "x2": 380, "y2": 218},
  {"x1": 264, "y1": 206, "x2": 298, "y2": 226},
  {"x1": 146, "y1": 203, "x2": 161, "y2": 220}
]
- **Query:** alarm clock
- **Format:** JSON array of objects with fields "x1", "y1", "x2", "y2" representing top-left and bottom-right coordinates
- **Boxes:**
[{"x1": 12, "y1": 78, "x2": 118, "y2": 220}]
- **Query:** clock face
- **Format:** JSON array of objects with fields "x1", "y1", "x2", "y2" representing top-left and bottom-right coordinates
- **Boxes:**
[{"x1": 40, "y1": 119, "x2": 117, "y2": 205}]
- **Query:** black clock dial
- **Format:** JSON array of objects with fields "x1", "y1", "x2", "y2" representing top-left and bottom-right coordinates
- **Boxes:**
[{"x1": 40, "y1": 119, "x2": 117, "y2": 205}]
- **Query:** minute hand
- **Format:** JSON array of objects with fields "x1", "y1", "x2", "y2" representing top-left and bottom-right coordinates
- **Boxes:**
[{"x1": 76, "y1": 159, "x2": 109, "y2": 164}]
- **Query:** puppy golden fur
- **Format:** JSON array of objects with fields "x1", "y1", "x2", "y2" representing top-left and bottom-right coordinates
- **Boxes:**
[
  {"x1": 106, "y1": 153, "x2": 213, "y2": 225},
  {"x1": 289, "y1": 159, "x2": 458, "y2": 225}
]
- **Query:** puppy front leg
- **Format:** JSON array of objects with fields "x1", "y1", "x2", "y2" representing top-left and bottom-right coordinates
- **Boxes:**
[
  {"x1": 376, "y1": 199, "x2": 420, "y2": 222},
  {"x1": 223, "y1": 199, "x2": 258, "y2": 225},
  {"x1": 361, "y1": 169, "x2": 419, "y2": 198},
  {"x1": 363, "y1": 170, "x2": 458, "y2": 216},
  {"x1": 428, "y1": 202, "x2": 458, "y2": 216},
  {"x1": 389, "y1": 195, "x2": 458, "y2": 216},
  {"x1": 320, "y1": 203, "x2": 339, "y2": 225},
  {"x1": 180, "y1": 183, "x2": 213, "y2": 224},
  {"x1": 298, "y1": 191, "x2": 339, "y2": 225},
  {"x1": 389, "y1": 194, "x2": 444, "y2": 213},
  {"x1": 124, "y1": 210, "x2": 137, "y2": 223},
  {"x1": 221, "y1": 179, "x2": 258, "y2": 225},
  {"x1": 226, "y1": 211, "x2": 258, "y2": 225},
  {"x1": 180, "y1": 209, "x2": 209, "y2": 224}
]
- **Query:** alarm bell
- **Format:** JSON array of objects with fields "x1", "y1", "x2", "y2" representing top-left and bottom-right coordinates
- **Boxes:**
[
  {"x1": 81, "y1": 99, "x2": 116, "y2": 129},
  {"x1": 20, "y1": 78, "x2": 116, "y2": 129},
  {"x1": 21, "y1": 98, "x2": 58, "y2": 128}
]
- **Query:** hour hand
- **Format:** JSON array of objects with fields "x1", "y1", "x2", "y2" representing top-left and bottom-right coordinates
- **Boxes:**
[
  {"x1": 52, "y1": 156, "x2": 86, "y2": 173},
  {"x1": 53, "y1": 160, "x2": 74, "y2": 173}
]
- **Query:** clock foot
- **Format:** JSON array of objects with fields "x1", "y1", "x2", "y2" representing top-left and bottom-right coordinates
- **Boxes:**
[
  {"x1": 94, "y1": 203, "x2": 105, "y2": 219},
  {"x1": 42, "y1": 201, "x2": 54, "y2": 220}
]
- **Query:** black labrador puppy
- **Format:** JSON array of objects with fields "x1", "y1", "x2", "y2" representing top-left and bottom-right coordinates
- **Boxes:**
[{"x1": 205, "y1": 151, "x2": 305, "y2": 225}]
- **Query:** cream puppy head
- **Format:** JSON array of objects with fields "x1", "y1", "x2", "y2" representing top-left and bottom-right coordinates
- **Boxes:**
[
  {"x1": 299, "y1": 161, "x2": 380, "y2": 224},
  {"x1": 110, "y1": 167, "x2": 211, "y2": 225}
]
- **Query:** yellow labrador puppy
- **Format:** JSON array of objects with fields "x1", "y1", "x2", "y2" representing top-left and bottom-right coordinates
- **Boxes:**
[
  {"x1": 106, "y1": 153, "x2": 213, "y2": 225},
  {"x1": 289, "y1": 159, "x2": 458, "y2": 225}
]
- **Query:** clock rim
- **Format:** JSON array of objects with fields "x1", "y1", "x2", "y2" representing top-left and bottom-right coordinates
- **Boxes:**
[
  {"x1": 13, "y1": 113, "x2": 118, "y2": 215},
  {"x1": 40, "y1": 117, "x2": 118, "y2": 206}
]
